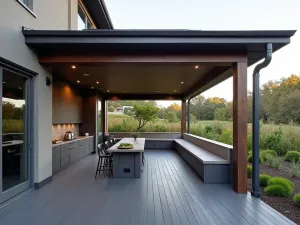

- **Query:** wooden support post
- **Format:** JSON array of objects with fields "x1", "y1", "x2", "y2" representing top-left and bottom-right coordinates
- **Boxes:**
[
  {"x1": 232, "y1": 62, "x2": 248, "y2": 194},
  {"x1": 181, "y1": 100, "x2": 187, "y2": 134}
]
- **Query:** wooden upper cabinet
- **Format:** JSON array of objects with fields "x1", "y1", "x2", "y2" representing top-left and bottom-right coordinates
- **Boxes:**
[{"x1": 52, "y1": 79, "x2": 83, "y2": 124}]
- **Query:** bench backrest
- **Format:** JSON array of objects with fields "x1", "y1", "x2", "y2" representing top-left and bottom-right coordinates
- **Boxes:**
[{"x1": 183, "y1": 133, "x2": 232, "y2": 161}]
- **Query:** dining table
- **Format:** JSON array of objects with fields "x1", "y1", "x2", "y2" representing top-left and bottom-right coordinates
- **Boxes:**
[{"x1": 107, "y1": 138, "x2": 145, "y2": 178}]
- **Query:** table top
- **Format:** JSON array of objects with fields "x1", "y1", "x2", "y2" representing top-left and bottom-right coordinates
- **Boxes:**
[{"x1": 107, "y1": 138, "x2": 145, "y2": 153}]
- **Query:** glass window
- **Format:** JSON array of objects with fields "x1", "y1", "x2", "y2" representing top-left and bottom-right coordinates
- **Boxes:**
[
  {"x1": 2, "y1": 69, "x2": 29, "y2": 192},
  {"x1": 77, "y1": 2, "x2": 95, "y2": 30}
]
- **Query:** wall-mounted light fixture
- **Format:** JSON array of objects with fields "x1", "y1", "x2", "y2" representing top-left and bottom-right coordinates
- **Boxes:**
[{"x1": 46, "y1": 77, "x2": 52, "y2": 86}]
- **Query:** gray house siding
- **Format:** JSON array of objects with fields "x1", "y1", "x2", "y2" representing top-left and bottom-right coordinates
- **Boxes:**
[{"x1": 0, "y1": 0, "x2": 79, "y2": 185}]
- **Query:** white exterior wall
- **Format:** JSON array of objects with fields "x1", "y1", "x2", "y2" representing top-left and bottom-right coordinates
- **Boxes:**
[{"x1": 0, "y1": 0, "x2": 79, "y2": 183}]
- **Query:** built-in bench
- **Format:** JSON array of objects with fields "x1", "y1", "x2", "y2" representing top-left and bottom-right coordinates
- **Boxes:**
[{"x1": 175, "y1": 133, "x2": 232, "y2": 184}]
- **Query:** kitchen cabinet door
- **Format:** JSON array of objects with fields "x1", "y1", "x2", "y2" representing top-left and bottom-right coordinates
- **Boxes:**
[
  {"x1": 52, "y1": 159, "x2": 61, "y2": 174},
  {"x1": 61, "y1": 156, "x2": 70, "y2": 170},
  {"x1": 52, "y1": 146, "x2": 61, "y2": 161}
]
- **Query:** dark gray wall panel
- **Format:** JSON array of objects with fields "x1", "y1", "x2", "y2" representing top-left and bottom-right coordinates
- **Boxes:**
[
  {"x1": 204, "y1": 165, "x2": 230, "y2": 184},
  {"x1": 52, "y1": 79, "x2": 83, "y2": 124}
]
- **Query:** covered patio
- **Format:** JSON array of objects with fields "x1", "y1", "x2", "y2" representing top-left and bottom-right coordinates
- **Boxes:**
[
  {"x1": 22, "y1": 28, "x2": 295, "y2": 194},
  {"x1": 0, "y1": 28, "x2": 292, "y2": 224},
  {"x1": 0, "y1": 149, "x2": 295, "y2": 225}
]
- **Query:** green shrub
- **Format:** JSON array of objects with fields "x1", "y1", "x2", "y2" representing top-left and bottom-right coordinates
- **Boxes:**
[
  {"x1": 285, "y1": 151, "x2": 300, "y2": 162},
  {"x1": 248, "y1": 155, "x2": 263, "y2": 164},
  {"x1": 264, "y1": 185, "x2": 288, "y2": 197},
  {"x1": 247, "y1": 165, "x2": 252, "y2": 178},
  {"x1": 261, "y1": 128, "x2": 286, "y2": 156},
  {"x1": 290, "y1": 160, "x2": 300, "y2": 177},
  {"x1": 212, "y1": 123, "x2": 223, "y2": 135},
  {"x1": 217, "y1": 128, "x2": 233, "y2": 145},
  {"x1": 260, "y1": 149, "x2": 277, "y2": 161},
  {"x1": 294, "y1": 193, "x2": 300, "y2": 207},
  {"x1": 266, "y1": 177, "x2": 294, "y2": 196},
  {"x1": 259, "y1": 174, "x2": 272, "y2": 187},
  {"x1": 205, "y1": 125, "x2": 213, "y2": 134}
]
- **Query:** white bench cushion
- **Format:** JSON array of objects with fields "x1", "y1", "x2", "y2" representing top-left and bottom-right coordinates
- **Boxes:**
[{"x1": 174, "y1": 139, "x2": 229, "y2": 164}]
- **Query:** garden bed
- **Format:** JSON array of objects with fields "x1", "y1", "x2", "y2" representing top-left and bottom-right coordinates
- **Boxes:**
[{"x1": 248, "y1": 161, "x2": 300, "y2": 224}]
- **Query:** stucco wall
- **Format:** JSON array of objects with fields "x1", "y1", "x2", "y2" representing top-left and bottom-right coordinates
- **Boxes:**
[{"x1": 0, "y1": 0, "x2": 78, "y2": 183}]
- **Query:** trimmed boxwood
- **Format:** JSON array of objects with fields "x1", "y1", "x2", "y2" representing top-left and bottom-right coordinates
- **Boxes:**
[
  {"x1": 259, "y1": 174, "x2": 272, "y2": 187},
  {"x1": 248, "y1": 154, "x2": 263, "y2": 164},
  {"x1": 285, "y1": 151, "x2": 300, "y2": 162},
  {"x1": 247, "y1": 165, "x2": 252, "y2": 178},
  {"x1": 294, "y1": 193, "x2": 300, "y2": 207},
  {"x1": 265, "y1": 185, "x2": 288, "y2": 197},
  {"x1": 260, "y1": 149, "x2": 277, "y2": 161},
  {"x1": 265, "y1": 177, "x2": 294, "y2": 197}
]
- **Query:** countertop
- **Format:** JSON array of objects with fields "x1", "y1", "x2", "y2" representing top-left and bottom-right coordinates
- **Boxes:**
[
  {"x1": 2, "y1": 140, "x2": 24, "y2": 147},
  {"x1": 107, "y1": 138, "x2": 145, "y2": 153},
  {"x1": 52, "y1": 136, "x2": 93, "y2": 147}
]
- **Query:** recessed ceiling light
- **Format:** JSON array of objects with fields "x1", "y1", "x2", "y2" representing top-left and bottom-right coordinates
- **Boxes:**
[
  {"x1": 91, "y1": 87, "x2": 94, "y2": 89},
  {"x1": 174, "y1": 90, "x2": 177, "y2": 92},
  {"x1": 122, "y1": 90, "x2": 128, "y2": 93},
  {"x1": 96, "y1": 81, "x2": 99, "y2": 84},
  {"x1": 107, "y1": 90, "x2": 110, "y2": 92},
  {"x1": 71, "y1": 65, "x2": 76, "y2": 69},
  {"x1": 195, "y1": 65, "x2": 199, "y2": 69},
  {"x1": 83, "y1": 74, "x2": 90, "y2": 77},
  {"x1": 156, "y1": 90, "x2": 161, "y2": 93},
  {"x1": 77, "y1": 80, "x2": 80, "y2": 83},
  {"x1": 181, "y1": 81, "x2": 184, "y2": 84}
]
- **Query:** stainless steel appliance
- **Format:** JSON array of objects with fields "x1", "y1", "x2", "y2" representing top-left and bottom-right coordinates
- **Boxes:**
[{"x1": 64, "y1": 131, "x2": 76, "y2": 140}]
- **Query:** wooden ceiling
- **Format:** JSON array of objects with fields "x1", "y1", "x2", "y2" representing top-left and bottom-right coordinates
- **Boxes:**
[{"x1": 52, "y1": 63, "x2": 217, "y2": 95}]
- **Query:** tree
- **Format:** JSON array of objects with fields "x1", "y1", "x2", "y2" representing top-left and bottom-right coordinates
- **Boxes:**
[
  {"x1": 108, "y1": 106, "x2": 115, "y2": 112},
  {"x1": 190, "y1": 95, "x2": 205, "y2": 120},
  {"x1": 165, "y1": 111, "x2": 178, "y2": 123},
  {"x1": 2, "y1": 101, "x2": 16, "y2": 119},
  {"x1": 276, "y1": 90, "x2": 300, "y2": 124},
  {"x1": 131, "y1": 103, "x2": 160, "y2": 132},
  {"x1": 167, "y1": 103, "x2": 181, "y2": 112},
  {"x1": 214, "y1": 108, "x2": 231, "y2": 121}
]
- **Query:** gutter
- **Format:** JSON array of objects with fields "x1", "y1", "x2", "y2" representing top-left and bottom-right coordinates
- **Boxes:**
[{"x1": 251, "y1": 43, "x2": 272, "y2": 198}]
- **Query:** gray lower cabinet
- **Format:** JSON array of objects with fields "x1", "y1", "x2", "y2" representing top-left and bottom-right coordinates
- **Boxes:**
[
  {"x1": 52, "y1": 158, "x2": 61, "y2": 174},
  {"x1": 52, "y1": 137, "x2": 94, "y2": 175}
]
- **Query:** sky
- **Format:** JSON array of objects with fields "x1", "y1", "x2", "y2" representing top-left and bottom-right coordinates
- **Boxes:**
[{"x1": 104, "y1": 0, "x2": 300, "y2": 107}]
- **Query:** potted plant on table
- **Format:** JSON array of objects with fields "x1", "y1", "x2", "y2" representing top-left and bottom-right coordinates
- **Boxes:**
[{"x1": 129, "y1": 103, "x2": 160, "y2": 141}]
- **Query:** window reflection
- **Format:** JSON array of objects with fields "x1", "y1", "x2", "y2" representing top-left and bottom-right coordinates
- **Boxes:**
[{"x1": 2, "y1": 70, "x2": 28, "y2": 191}]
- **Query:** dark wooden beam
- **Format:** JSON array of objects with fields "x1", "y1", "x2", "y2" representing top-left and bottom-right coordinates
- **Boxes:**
[
  {"x1": 104, "y1": 93, "x2": 183, "y2": 101},
  {"x1": 181, "y1": 100, "x2": 187, "y2": 134},
  {"x1": 232, "y1": 62, "x2": 248, "y2": 194},
  {"x1": 183, "y1": 66, "x2": 232, "y2": 99},
  {"x1": 39, "y1": 54, "x2": 247, "y2": 64}
]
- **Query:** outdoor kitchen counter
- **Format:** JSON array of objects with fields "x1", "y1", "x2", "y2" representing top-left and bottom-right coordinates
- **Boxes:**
[
  {"x1": 52, "y1": 136, "x2": 93, "y2": 146},
  {"x1": 107, "y1": 138, "x2": 145, "y2": 178},
  {"x1": 107, "y1": 138, "x2": 145, "y2": 153}
]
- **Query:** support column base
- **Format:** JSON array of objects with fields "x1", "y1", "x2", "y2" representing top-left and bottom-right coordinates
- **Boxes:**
[{"x1": 251, "y1": 191, "x2": 261, "y2": 198}]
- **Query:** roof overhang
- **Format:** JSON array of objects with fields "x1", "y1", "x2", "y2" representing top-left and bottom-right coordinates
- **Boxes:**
[
  {"x1": 81, "y1": 0, "x2": 113, "y2": 29},
  {"x1": 22, "y1": 29, "x2": 296, "y2": 100},
  {"x1": 22, "y1": 29, "x2": 295, "y2": 66}
]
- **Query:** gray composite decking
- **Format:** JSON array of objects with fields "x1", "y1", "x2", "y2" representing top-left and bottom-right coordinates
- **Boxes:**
[{"x1": 0, "y1": 150, "x2": 296, "y2": 225}]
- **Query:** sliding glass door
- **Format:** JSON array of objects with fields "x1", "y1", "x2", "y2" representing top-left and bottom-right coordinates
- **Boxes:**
[{"x1": 0, "y1": 67, "x2": 31, "y2": 203}]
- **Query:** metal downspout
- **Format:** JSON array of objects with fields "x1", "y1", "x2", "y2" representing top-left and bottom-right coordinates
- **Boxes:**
[
  {"x1": 251, "y1": 43, "x2": 273, "y2": 198},
  {"x1": 187, "y1": 98, "x2": 191, "y2": 133}
]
